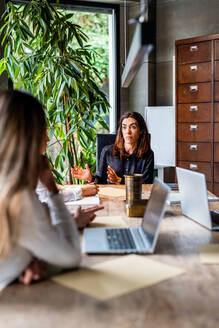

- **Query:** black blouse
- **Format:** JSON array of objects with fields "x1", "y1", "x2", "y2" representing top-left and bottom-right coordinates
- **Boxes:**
[{"x1": 95, "y1": 144, "x2": 154, "y2": 184}]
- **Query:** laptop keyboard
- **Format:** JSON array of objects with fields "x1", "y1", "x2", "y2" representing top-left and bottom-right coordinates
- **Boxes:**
[
  {"x1": 106, "y1": 228, "x2": 137, "y2": 250},
  {"x1": 134, "y1": 228, "x2": 148, "y2": 249}
]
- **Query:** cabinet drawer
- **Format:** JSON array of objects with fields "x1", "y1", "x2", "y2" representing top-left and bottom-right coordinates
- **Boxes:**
[
  {"x1": 214, "y1": 123, "x2": 219, "y2": 141},
  {"x1": 214, "y1": 143, "x2": 219, "y2": 161},
  {"x1": 178, "y1": 41, "x2": 212, "y2": 64},
  {"x1": 214, "y1": 61, "x2": 219, "y2": 80},
  {"x1": 177, "y1": 123, "x2": 213, "y2": 142},
  {"x1": 177, "y1": 142, "x2": 212, "y2": 161},
  {"x1": 178, "y1": 82, "x2": 212, "y2": 103},
  {"x1": 178, "y1": 103, "x2": 212, "y2": 122},
  {"x1": 214, "y1": 163, "x2": 219, "y2": 182},
  {"x1": 214, "y1": 40, "x2": 219, "y2": 60},
  {"x1": 214, "y1": 103, "x2": 219, "y2": 121},
  {"x1": 178, "y1": 62, "x2": 212, "y2": 83},
  {"x1": 178, "y1": 161, "x2": 212, "y2": 182},
  {"x1": 214, "y1": 82, "x2": 219, "y2": 101}
]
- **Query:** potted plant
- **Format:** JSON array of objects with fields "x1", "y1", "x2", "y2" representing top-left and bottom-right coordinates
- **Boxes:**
[{"x1": 0, "y1": 0, "x2": 110, "y2": 183}]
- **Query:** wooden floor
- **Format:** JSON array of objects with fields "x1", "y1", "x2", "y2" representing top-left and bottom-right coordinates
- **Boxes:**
[{"x1": 1, "y1": 185, "x2": 219, "y2": 328}]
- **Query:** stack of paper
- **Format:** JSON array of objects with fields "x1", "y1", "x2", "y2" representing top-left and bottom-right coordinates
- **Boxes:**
[{"x1": 99, "y1": 187, "x2": 126, "y2": 198}]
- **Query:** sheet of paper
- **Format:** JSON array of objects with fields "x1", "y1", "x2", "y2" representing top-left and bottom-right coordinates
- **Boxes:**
[
  {"x1": 89, "y1": 216, "x2": 127, "y2": 228},
  {"x1": 198, "y1": 244, "x2": 219, "y2": 264},
  {"x1": 167, "y1": 192, "x2": 181, "y2": 204},
  {"x1": 52, "y1": 255, "x2": 184, "y2": 301},
  {"x1": 65, "y1": 195, "x2": 100, "y2": 206},
  {"x1": 99, "y1": 187, "x2": 126, "y2": 198},
  {"x1": 208, "y1": 195, "x2": 219, "y2": 202}
]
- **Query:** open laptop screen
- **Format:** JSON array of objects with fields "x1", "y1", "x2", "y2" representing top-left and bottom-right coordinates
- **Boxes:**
[
  {"x1": 176, "y1": 167, "x2": 212, "y2": 229},
  {"x1": 142, "y1": 178, "x2": 170, "y2": 246}
]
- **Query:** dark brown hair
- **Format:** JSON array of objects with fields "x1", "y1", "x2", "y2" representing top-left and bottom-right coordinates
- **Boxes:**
[{"x1": 113, "y1": 112, "x2": 150, "y2": 159}]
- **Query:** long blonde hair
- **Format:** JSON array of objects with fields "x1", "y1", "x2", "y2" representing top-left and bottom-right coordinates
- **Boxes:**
[{"x1": 0, "y1": 90, "x2": 46, "y2": 258}]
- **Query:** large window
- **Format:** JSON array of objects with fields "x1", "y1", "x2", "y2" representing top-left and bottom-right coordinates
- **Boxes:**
[
  {"x1": 8, "y1": 0, "x2": 119, "y2": 131},
  {"x1": 54, "y1": 0, "x2": 120, "y2": 132}
]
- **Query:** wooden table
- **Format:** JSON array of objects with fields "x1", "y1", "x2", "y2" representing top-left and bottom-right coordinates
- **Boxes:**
[{"x1": 1, "y1": 185, "x2": 219, "y2": 328}]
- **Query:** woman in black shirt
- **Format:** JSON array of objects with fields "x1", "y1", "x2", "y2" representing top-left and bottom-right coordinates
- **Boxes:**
[{"x1": 72, "y1": 112, "x2": 154, "y2": 184}]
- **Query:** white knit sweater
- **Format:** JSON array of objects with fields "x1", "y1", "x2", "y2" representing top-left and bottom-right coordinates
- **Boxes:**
[{"x1": 0, "y1": 190, "x2": 80, "y2": 291}]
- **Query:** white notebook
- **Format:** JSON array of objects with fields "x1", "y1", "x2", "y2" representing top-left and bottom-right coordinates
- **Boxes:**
[{"x1": 65, "y1": 195, "x2": 100, "y2": 206}]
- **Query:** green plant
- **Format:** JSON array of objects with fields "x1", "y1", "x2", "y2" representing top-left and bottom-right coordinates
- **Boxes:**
[
  {"x1": 0, "y1": 0, "x2": 110, "y2": 184},
  {"x1": 70, "y1": 12, "x2": 109, "y2": 85}
]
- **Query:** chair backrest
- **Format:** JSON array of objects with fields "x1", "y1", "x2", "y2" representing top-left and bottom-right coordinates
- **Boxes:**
[
  {"x1": 96, "y1": 133, "x2": 116, "y2": 170},
  {"x1": 96, "y1": 133, "x2": 152, "y2": 171}
]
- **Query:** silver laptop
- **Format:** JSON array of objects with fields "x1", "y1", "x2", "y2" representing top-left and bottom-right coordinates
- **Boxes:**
[
  {"x1": 176, "y1": 167, "x2": 219, "y2": 231},
  {"x1": 82, "y1": 178, "x2": 170, "y2": 254}
]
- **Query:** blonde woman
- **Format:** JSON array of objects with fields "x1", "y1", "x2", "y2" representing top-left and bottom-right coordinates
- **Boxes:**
[{"x1": 0, "y1": 90, "x2": 102, "y2": 290}]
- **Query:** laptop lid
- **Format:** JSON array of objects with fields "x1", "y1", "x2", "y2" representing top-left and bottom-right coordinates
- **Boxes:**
[
  {"x1": 176, "y1": 167, "x2": 212, "y2": 229},
  {"x1": 141, "y1": 178, "x2": 170, "y2": 251}
]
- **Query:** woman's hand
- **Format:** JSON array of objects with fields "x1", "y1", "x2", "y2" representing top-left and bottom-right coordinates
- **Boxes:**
[
  {"x1": 81, "y1": 183, "x2": 99, "y2": 197},
  {"x1": 19, "y1": 259, "x2": 47, "y2": 285},
  {"x1": 39, "y1": 155, "x2": 58, "y2": 194},
  {"x1": 72, "y1": 164, "x2": 92, "y2": 182},
  {"x1": 107, "y1": 166, "x2": 122, "y2": 184},
  {"x1": 74, "y1": 205, "x2": 104, "y2": 229}
]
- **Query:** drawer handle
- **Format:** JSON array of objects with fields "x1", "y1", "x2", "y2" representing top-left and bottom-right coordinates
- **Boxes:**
[
  {"x1": 190, "y1": 65, "x2": 198, "y2": 71},
  {"x1": 190, "y1": 164, "x2": 198, "y2": 170},
  {"x1": 190, "y1": 144, "x2": 198, "y2": 150},
  {"x1": 190, "y1": 125, "x2": 198, "y2": 131},
  {"x1": 190, "y1": 45, "x2": 198, "y2": 52},
  {"x1": 190, "y1": 105, "x2": 198, "y2": 111},
  {"x1": 189, "y1": 85, "x2": 198, "y2": 92}
]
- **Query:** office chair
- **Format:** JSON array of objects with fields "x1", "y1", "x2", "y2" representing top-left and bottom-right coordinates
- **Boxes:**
[{"x1": 96, "y1": 133, "x2": 116, "y2": 170}]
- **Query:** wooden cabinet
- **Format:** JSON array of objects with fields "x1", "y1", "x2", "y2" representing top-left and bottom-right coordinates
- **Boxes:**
[{"x1": 176, "y1": 34, "x2": 219, "y2": 195}]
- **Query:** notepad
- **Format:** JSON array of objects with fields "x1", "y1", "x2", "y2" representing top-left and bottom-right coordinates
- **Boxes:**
[
  {"x1": 198, "y1": 244, "x2": 219, "y2": 264},
  {"x1": 90, "y1": 216, "x2": 127, "y2": 228},
  {"x1": 99, "y1": 187, "x2": 126, "y2": 198},
  {"x1": 65, "y1": 195, "x2": 100, "y2": 206},
  {"x1": 52, "y1": 255, "x2": 184, "y2": 300}
]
